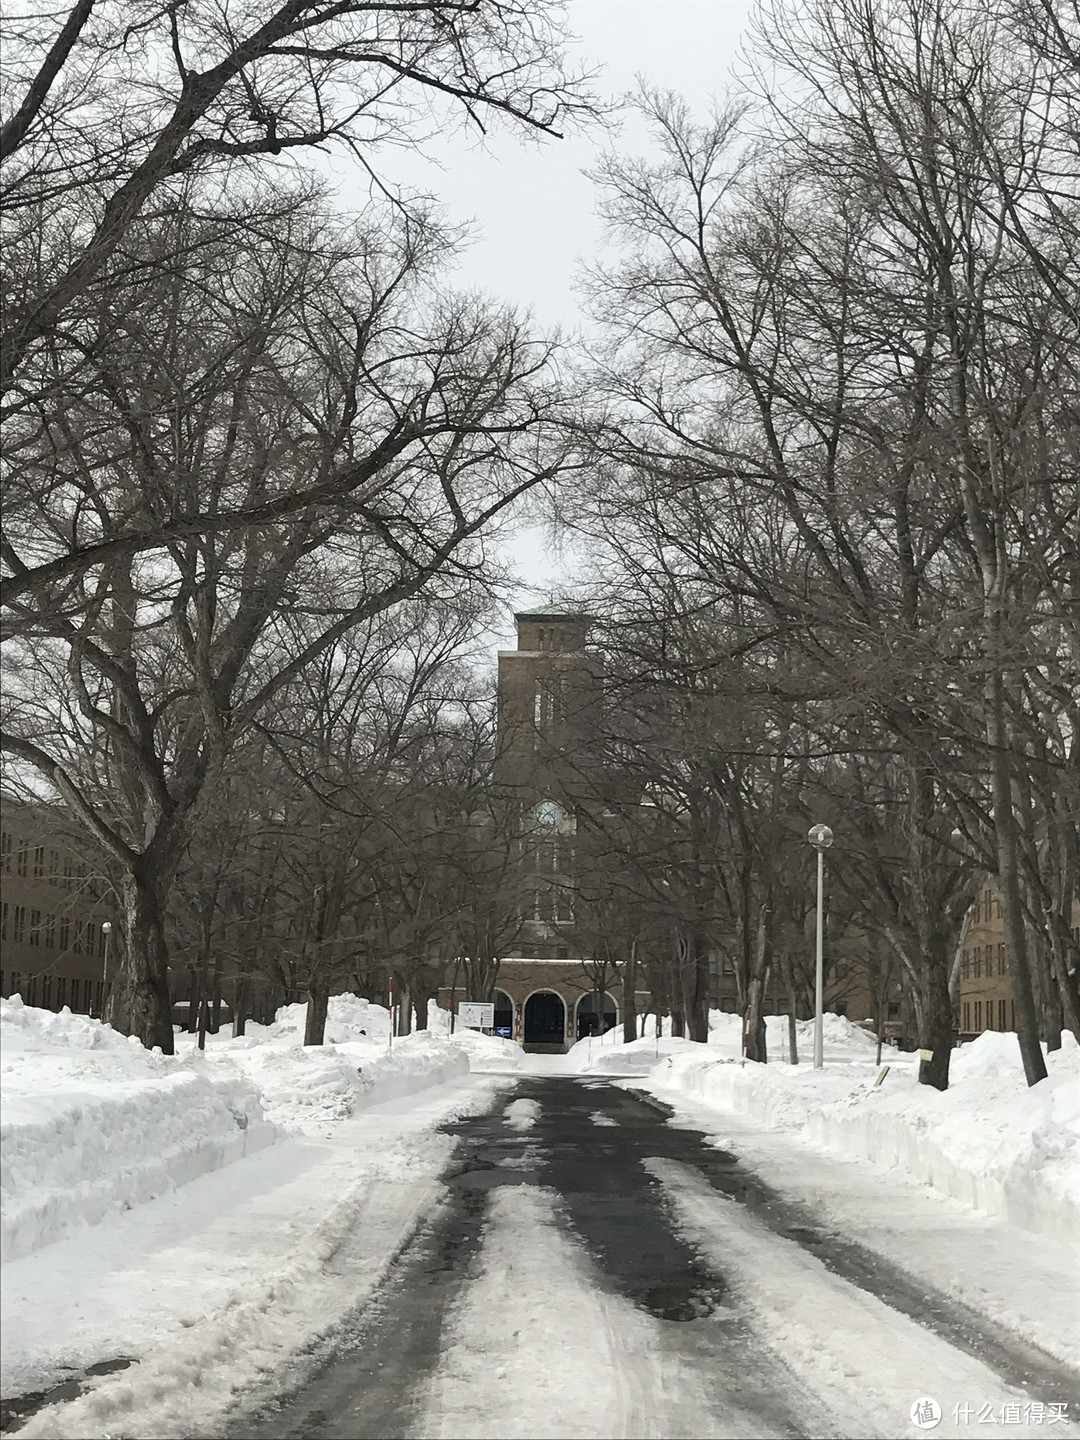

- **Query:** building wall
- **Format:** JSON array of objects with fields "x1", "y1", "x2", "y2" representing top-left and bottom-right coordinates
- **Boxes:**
[
  {"x1": 439, "y1": 957, "x2": 648, "y2": 1046},
  {"x1": 955, "y1": 883, "x2": 1080, "y2": 1038},
  {"x1": 0, "y1": 799, "x2": 114, "y2": 1015}
]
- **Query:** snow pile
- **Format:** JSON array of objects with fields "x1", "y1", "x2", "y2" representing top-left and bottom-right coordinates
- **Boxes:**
[
  {"x1": 183, "y1": 997, "x2": 469, "y2": 1135},
  {"x1": 441, "y1": 1027, "x2": 527, "y2": 1072},
  {"x1": 503, "y1": 1097, "x2": 541, "y2": 1130},
  {"x1": 648, "y1": 1024, "x2": 1080, "y2": 1242},
  {"x1": 255, "y1": 992, "x2": 391, "y2": 1043},
  {"x1": 0, "y1": 998, "x2": 277, "y2": 1265}
]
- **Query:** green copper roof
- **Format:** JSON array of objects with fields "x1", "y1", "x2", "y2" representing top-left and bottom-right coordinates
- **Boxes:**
[{"x1": 514, "y1": 602, "x2": 588, "y2": 619}]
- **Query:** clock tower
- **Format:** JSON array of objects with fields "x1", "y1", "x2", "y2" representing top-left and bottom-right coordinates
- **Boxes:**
[{"x1": 495, "y1": 605, "x2": 602, "y2": 961}]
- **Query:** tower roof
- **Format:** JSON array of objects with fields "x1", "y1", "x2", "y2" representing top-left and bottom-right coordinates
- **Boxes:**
[{"x1": 513, "y1": 603, "x2": 589, "y2": 622}]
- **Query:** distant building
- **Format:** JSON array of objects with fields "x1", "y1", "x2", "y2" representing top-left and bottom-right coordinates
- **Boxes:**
[
  {"x1": 955, "y1": 881, "x2": 1079, "y2": 1039},
  {"x1": 0, "y1": 797, "x2": 115, "y2": 1015},
  {"x1": 440, "y1": 606, "x2": 645, "y2": 1050}
]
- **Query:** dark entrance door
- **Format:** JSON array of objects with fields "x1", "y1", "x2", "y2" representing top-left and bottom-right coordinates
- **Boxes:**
[
  {"x1": 576, "y1": 991, "x2": 617, "y2": 1040},
  {"x1": 523, "y1": 990, "x2": 566, "y2": 1047},
  {"x1": 493, "y1": 989, "x2": 514, "y2": 1039}
]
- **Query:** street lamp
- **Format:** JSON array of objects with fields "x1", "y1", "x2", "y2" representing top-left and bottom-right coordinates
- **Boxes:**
[
  {"x1": 100, "y1": 921, "x2": 113, "y2": 1018},
  {"x1": 807, "y1": 824, "x2": 834, "y2": 1069}
]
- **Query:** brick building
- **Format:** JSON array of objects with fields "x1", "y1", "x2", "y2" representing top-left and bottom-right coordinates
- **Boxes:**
[
  {"x1": 439, "y1": 606, "x2": 643, "y2": 1048},
  {"x1": 0, "y1": 797, "x2": 115, "y2": 1015}
]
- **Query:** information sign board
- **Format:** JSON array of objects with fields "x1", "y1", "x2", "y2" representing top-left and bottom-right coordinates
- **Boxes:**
[{"x1": 458, "y1": 1002, "x2": 495, "y2": 1030}]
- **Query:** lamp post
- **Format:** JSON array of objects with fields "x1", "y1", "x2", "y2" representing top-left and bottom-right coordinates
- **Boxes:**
[
  {"x1": 100, "y1": 921, "x2": 112, "y2": 1018},
  {"x1": 807, "y1": 824, "x2": 834, "y2": 1069}
]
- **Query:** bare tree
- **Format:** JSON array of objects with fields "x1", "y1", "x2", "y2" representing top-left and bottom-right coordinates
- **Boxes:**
[{"x1": 1, "y1": 193, "x2": 578, "y2": 1051}]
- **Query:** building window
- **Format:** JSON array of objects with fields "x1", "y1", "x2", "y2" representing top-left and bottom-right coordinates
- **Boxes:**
[
  {"x1": 999, "y1": 998, "x2": 1007, "y2": 1030},
  {"x1": 973, "y1": 946, "x2": 981, "y2": 979},
  {"x1": 16, "y1": 845, "x2": 27, "y2": 878},
  {"x1": 998, "y1": 943, "x2": 1006, "y2": 975},
  {"x1": 40, "y1": 975, "x2": 53, "y2": 1009},
  {"x1": 48, "y1": 848, "x2": 60, "y2": 884},
  {"x1": 1, "y1": 831, "x2": 11, "y2": 873},
  {"x1": 533, "y1": 678, "x2": 561, "y2": 734},
  {"x1": 59, "y1": 918, "x2": 71, "y2": 949},
  {"x1": 45, "y1": 914, "x2": 56, "y2": 947},
  {"x1": 73, "y1": 922, "x2": 83, "y2": 954},
  {"x1": 974, "y1": 1000, "x2": 982, "y2": 1030},
  {"x1": 963, "y1": 1001, "x2": 970, "y2": 1030},
  {"x1": 961, "y1": 953, "x2": 970, "y2": 980},
  {"x1": 29, "y1": 910, "x2": 41, "y2": 946},
  {"x1": 33, "y1": 846, "x2": 45, "y2": 879},
  {"x1": 0, "y1": 902, "x2": 7, "y2": 941},
  {"x1": 720, "y1": 996, "x2": 737, "y2": 1013},
  {"x1": 85, "y1": 922, "x2": 97, "y2": 958},
  {"x1": 57, "y1": 976, "x2": 68, "y2": 1009},
  {"x1": 722, "y1": 955, "x2": 735, "y2": 976},
  {"x1": 13, "y1": 906, "x2": 26, "y2": 943}
]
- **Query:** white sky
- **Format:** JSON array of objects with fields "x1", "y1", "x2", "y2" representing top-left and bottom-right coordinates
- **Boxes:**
[{"x1": 321, "y1": 1, "x2": 756, "y2": 644}]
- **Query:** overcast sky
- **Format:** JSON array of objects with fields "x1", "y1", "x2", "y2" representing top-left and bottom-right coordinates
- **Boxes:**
[{"x1": 327, "y1": 1, "x2": 756, "y2": 646}]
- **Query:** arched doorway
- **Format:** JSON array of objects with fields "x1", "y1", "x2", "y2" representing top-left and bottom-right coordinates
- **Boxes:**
[
  {"x1": 576, "y1": 990, "x2": 618, "y2": 1040},
  {"x1": 523, "y1": 990, "x2": 566, "y2": 1050},
  {"x1": 493, "y1": 989, "x2": 514, "y2": 1039}
]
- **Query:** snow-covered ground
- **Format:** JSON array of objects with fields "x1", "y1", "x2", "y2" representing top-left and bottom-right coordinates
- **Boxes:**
[{"x1": 2, "y1": 996, "x2": 1077, "y2": 1438}]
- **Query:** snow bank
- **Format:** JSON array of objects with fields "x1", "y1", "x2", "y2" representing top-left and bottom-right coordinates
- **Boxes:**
[
  {"x1": 181, "y1": 995, "x2": 469, "y2": 1135},
  {"x1": 0, "y1": 999, "x2": 277, "y2": 1265},
  {"x1": 647, "y1": 1020, "x2": 1080, "y2": 1242},
  {"x1": 1, "y1": 993, "x2": 473, "y2": 1264}
]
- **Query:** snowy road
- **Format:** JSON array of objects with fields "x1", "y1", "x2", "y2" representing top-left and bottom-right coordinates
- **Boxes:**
[{"x1": 231, "y1": 1078, "x2": 1077, "y2": 1440}]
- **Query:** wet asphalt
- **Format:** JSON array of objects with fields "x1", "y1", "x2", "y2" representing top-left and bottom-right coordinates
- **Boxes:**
[{"x1": 228, "y1": 1076, "x2": 1077, "y2": 1440}]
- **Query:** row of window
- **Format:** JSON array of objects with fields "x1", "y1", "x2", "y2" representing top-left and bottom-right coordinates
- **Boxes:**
[
  {"x1": 1, "y1": 971, "x2": 106, "y2": 1014},
  {"x1": 0, "y1": 831, "x2": 88, "y2": 885},
  {"x1": 0, "y1": 903, "x2": 108, "y2": 957},
  {"x1": 963, "y1": 997, "x2": 1014, "y2": 1033},
  {"x1": 962, "y1": 942, "x2": 1008, "y2": 980},
  {"x1": 973, "y1": 889, "x2": 1003, "y2": 925}
]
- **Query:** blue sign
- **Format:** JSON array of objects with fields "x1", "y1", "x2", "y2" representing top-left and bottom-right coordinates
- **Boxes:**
[{"x1": 495, "y1": 1026, "x2": 512, "y2": 1038}]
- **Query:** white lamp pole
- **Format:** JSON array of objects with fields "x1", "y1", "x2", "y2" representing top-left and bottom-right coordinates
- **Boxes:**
[
  {"x1": 807, "y1": 825, "x2": 834, "y2": 1069},
  {"x1": 100, "y1": 921, "x2": 112, "y2": 1017}
]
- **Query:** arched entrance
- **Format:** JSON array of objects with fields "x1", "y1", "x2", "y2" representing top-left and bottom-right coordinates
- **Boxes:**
[
  {"x1": 493, "y1": 989, "x2": 514, "y2": 1039},
  {"x1": 576, "y1": 990, "x2": 618, "y2": 1040},
  {"x1": 523, "y1": 990, "x2": 567, "y2": 1051}
]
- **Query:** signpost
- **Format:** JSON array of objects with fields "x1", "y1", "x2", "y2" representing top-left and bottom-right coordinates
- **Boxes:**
[{"x1": 457, "y1": 1002, "x2": 495, "y2": 1030}]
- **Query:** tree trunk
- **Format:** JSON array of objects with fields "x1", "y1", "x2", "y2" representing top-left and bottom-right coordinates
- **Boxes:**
[
  {"x1": 670, "y1": 1008, "x2": 685, "y2": 1038},
  {"x1": 233, "y1": 976, "x2": 250, "y2": 1038},
  {"x1": 106, "y1": 869, "x2": 175, "y2": 1054},
  {"x1": 398, "y1": 983, "x2": 413, "y2": 1036},
  {"x1": 914, "y1": 934, "x2": 954, "y2": 1092},
  {"x1": 787, "y1": 1003, "x2": 799, "y2": 1065},
  {"x1": 686, "y1": 929, "x2": 711, "y2": 1042},
  {"x1": 987, "y1": 671, "x2": 1048, "y2": 1085},
  {"x1": 744, "y1": 909, "x2": 770, "y2": 1063},
  {"x1": 185, "y1": 966, "x2": 199, "y2": 1032},
  {"x1": 622, "y1": 945, "x2": 639, "y2": 1044},
  {"x1": 304, "y1": 981, "x2": 330, "y2": 1045}
]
